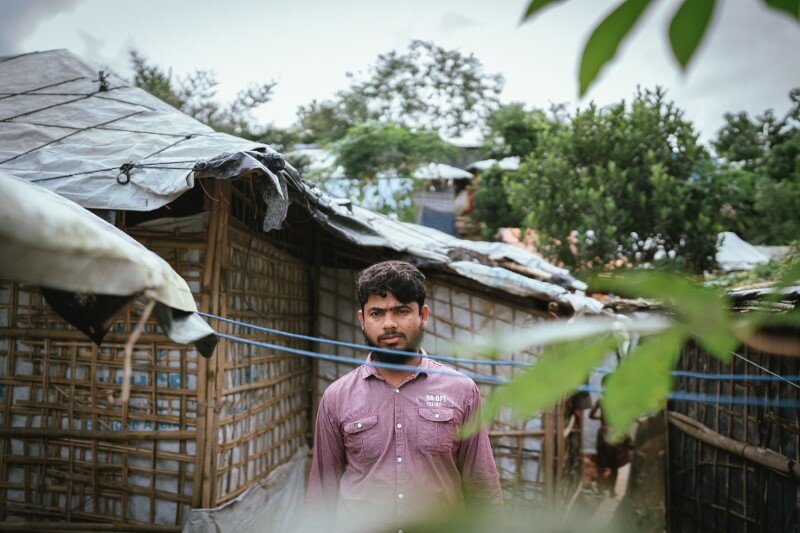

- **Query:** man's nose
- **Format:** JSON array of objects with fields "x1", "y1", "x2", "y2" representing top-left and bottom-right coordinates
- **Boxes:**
[{"x1": 382, "y1": 313, "x2": 397, "y2": 329}]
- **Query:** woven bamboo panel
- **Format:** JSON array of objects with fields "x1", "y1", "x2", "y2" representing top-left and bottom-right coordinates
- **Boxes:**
[
  {"x1": 0, "y1": 220, "x2": 209, "y2": 528},
  {"x1": 209, "y1": 185, "x2": 311, "y2": 505},
  {"x1": 668, "y1": 341, "x2": 800, "y2": 532},
  {"x1": 314, "y1": 263, "x2": 571, "y2": 509}
]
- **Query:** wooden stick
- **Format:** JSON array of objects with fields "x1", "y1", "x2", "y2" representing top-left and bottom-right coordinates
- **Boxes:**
[
  {"x1": 106, "y1": 300, "x2": 156, "y2": 406},
  {"x1": 668, "y1": 411, "x2": 800, "y2": 478}
]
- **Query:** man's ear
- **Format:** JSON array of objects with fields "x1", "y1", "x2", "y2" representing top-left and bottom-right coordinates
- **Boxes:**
[
  {"x1": 420, "y1": 304, "x2": 429, "y2": 328},
  {"x1": 358, "y1": 309, "x2": 365, "y2": 329}
]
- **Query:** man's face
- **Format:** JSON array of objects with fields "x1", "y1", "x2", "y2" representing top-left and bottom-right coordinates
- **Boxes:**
[{"x1": 358, "y1": 291, "x2": 429, "y2": 364}]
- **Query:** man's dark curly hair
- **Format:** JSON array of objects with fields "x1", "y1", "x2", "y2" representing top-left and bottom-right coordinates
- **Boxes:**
[{"x1": 356, "y1": 260, "x2": 426, "y2": 310}]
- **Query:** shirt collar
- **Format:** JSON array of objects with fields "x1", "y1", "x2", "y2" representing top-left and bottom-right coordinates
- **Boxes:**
[{"x1": 360, "y1": 349, "x2": 430, "y2": 380}]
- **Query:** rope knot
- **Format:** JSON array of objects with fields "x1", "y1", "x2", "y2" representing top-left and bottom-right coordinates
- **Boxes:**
[
  {"x1": 117, "y1": 162, "x2": 135, "y2": 184},
  {"x1": 96, "y1": 70, "x2": 110, "y2": 92}
]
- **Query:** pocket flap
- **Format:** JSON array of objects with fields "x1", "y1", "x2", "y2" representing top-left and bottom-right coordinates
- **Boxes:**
[
  {"x1": 344, "y1": 415, "x2": 378, "y2": 434},
  {"x1": 418, "y1": 407, "x2": 454, "y2": 422}
]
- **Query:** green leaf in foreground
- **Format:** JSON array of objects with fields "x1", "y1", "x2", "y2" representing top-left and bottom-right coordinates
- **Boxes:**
[
  {"x1": 522, "y1": 0, "x2": 568, "y2": 22},
  {"x1": 591, "y1": 270, "x2": 735, "y2": 360},
  {"x1": 460, "y1": 335, "x2": 620, "y2": 438},
  {"x1": 668, "y1": 0, "x2": 717, "y2": 69},
  {"x1": 579, "y1": 0, "x2": 654, "y2": 96},
  {"x1": 763, "y1": 0, "x2": 800, "y2": 20},
  {"x1": 449, "y1": 315, "x2": 670, "y2": 360},
  {"x1": 603, "y1": 327, "x2": 686, "y2": 439}
]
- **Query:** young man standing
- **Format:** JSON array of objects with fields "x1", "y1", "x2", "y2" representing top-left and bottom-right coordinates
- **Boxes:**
[{"x1": 305, "y1": 260, "x2": 503, "y2": 531}]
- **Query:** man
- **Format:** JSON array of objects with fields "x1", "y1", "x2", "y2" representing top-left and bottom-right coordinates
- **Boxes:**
[{"x1": 305, "y1": 260, "x2": 503, "y2": 532}]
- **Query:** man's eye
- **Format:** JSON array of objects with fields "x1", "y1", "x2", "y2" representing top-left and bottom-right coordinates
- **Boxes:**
[
  {"x1": 396, "y1": 309, "x2": 409, "y2": 315},
  {"x1": 370, "y1": 311, "x2": 383, "y2": 317}
]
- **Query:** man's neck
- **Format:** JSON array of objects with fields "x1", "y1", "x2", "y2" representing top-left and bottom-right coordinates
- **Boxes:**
[{"x1": 375, "y1": 353, "x2": 423, "y2": 388}]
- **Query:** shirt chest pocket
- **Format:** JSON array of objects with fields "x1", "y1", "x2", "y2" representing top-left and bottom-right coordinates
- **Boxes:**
[
  {"x1": 343, "y1": 415, "x2": 380, "y2": 459},
  {"x1": 416, "y1": 407, "x2": 455, "y2": 454}
]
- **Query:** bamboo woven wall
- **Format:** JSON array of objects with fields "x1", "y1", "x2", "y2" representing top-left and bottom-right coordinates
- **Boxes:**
[
  {"x1": 209, "y1": 181, "x2": 311, "y2": 506},
  {"x1": 313, "y1": 257, "x2": 577, "y2": 510},
  {"x1": 667, "y1": 340, "x2": 800, "y2": 532},
  {"x1": 0, "y1": 221, "x2": 207, "y2": 528},
  {"x1": 0, "y1": 180, "x2": 315, "y2": 528}
]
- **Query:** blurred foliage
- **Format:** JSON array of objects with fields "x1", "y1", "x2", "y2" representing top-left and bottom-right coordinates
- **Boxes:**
[
  {"x1": 297, "y1": 40, "x2": 504, "y2": 142},
  {"x1": 714, "y1": 89, "x2": 800, "y2": 244},
  {"x1": 522, "y1": 0, "x2": 799, "y2": 96},
  {"x1": 473, "y1": 87, "x2": 722, "y2": 272},
  {"x1": 457, "y1": 264, "x2": 800, "y2": 444},
  {"x1": 331, "y1": 121, "x2": 455, "y2": 180},
  {"x1": 317, "y1": 121, "x2": 455, "y2": 220}
]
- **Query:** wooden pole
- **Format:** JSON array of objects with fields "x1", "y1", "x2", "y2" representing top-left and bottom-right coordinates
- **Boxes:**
[{"x1": 668, "y1": 411, "x2": 800, "y2": 478}]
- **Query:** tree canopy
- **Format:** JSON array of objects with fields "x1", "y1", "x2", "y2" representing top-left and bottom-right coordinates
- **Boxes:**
[
  {"x1": 473, "y1": 87, "x2": 723, "y2": 272},
  {"x1": 296, "y1": 40, "x2": 503, "y2": 143}
]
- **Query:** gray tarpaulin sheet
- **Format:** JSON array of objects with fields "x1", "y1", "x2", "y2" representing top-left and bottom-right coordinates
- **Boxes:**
[
  {"x1": 0, "y1": 49, "x2": 287, "y2": 230},
  {"x1": 0, "y1": 171, "x2": 216, "y2": 355},
  {"x1": 294, "y1": 182, "x2": 603, "y2": 312},
  {"x1": 183, "y1": 446, "x2": 308, "y2": 533}
]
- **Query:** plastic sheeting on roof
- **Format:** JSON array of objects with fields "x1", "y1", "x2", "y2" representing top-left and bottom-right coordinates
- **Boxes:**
[
  {"x1": 0, "y1": 49, "x2": 287, "y2": 229},
  {"x1": 466, "y1": 156, "x2": 521, "y2": 172},
  {"x1": 294, "y1": 180, "x2": 603, "y2": 313},
  {"x1": 412, "y1": 162, "x2": 473, "y2": 180},
  {"x1": 716, "y1": 231, "x2": 771, "y2": 272},
  {"x1": 0, "y1": 172, "x2": 216, "y2": 356}
]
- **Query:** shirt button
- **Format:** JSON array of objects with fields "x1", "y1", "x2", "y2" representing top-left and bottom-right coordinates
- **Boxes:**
[
  {"x1": 434, "y1": 413, "x2": 440, "y2": 419},
  {"x1": 395, "y1": 388, "x2": 400, "y2": 394},
  {"x1": 397, "y1": 457, "x2": 403, "y2": 463},
  {"x1": 396, "y1": 423, "x2": 402, "y2": 429},
  {"x1": 398, "y1": 493, "x2": 404, "y2": 499},
  {"x1": 357, "y1": 423, "x2": 362, "y2": 429}
]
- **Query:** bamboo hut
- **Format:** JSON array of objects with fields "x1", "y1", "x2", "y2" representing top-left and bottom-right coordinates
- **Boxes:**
[{"x1": 0, "y1": 49, "x2": 605, "y2": 529}]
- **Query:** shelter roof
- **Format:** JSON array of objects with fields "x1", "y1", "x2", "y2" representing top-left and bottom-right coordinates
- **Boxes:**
[{"x1": 716, "y1": 232, "x2": 771, "y2": 272}]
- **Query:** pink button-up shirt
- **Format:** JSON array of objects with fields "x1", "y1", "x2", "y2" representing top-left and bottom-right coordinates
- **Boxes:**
[{"x1": 305, "y1": 354, "x2": 503, "y2": 531}]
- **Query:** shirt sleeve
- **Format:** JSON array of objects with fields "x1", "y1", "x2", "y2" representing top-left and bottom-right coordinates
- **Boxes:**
[
  {"x1": 304, "y1": 392, "x2": 345, "y2": 530},
  {"x1": 456, "y1": 382, "x2": 505, "y2": 516}
]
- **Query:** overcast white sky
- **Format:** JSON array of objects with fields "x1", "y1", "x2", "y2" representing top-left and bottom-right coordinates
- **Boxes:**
[{"x1": 3, "y1": 0, "x2": 800, "y2": 142}]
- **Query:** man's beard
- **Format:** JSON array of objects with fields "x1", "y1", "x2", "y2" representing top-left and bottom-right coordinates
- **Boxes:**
[{"x1": 365, "y1": 325, "x2": 425, "y2": 365}]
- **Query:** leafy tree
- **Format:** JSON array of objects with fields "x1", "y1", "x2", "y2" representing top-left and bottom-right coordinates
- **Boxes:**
[
  {"x1": 714, "y1": 88, "x2": 800, "y2": 243},
  {"x1": 479, "y1": 87, "x2": 721, "y2": 272},
  {"x1": 296, "y1": 40, "x2": 504, "y2": 143},
  {"x1": 471, "y1": 166, "x2": 521, "y2": 239},
  {"x1": 482, "y1": 103, "x2": 555, "y2": 159},
  {"x1": 129, "y1": 50, "x2": 276, "y2": 138},
  {"x1": 301, "y1": 121, "x2": 455, "y2": 221},
  {"x1": 331, "y1": 121, "x2": 454, "y2": 180}
]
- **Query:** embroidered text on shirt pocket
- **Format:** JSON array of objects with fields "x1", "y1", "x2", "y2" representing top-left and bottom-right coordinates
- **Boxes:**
[
  {"x1": 417, "y1": 407, "x2": 455, "y2": 453},
  {"x1": 343, "y1": 415, "x2": 379, "y2": 457}
]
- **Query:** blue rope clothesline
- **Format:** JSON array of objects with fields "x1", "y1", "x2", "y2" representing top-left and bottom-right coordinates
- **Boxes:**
[
  {"x1": 214, "y1": 330, "x2": 800, "y2": 410},
  {"x1": 203, "y1": 312, "x2": 800, "y2": 384}
]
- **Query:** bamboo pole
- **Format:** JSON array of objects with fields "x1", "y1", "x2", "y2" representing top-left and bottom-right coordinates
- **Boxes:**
[
  {"x1": 0, "y1": 523, "x2": 181, "y2": 532},
  {"x1": 668, "y1": 411, "x2": 800, "y2": 478},
  {"x1": 0, "y1": 429, "x2": 195, "y2": 441},
  {"x1": 193, "y1": 179, "x2": 222, "y2": 507}
]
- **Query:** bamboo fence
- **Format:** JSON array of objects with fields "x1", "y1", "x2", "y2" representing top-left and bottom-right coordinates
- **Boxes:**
[{"x1": 667, "y1": 339, "x2": 800, "y2": 532}]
